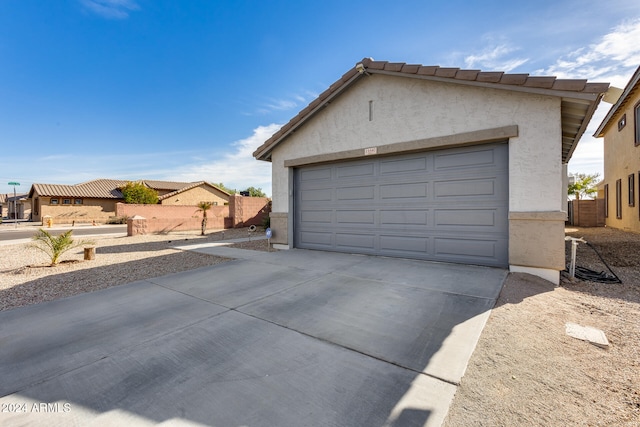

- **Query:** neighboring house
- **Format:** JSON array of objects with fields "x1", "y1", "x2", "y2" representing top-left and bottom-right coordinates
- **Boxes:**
[
  {"x1": 2, "y1": 193, "x2": 30, "y2": 220},
  {"x1": 594, "y1": 66, "x2": 640, "y2": 233},
  {"x1": 254, "y1": 58, "x2": 609, "y2": 284},
  {"x1": 158, "y1": 181, "x2": 230, "y2": 206},
  {"x1": 28, "y1": 179, "x2": 230, "y2": 224}
]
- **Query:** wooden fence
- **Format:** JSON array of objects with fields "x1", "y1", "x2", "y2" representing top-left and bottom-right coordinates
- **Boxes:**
[{"x1": 568, "y1": 199, "x2": 605, "y2": 227}]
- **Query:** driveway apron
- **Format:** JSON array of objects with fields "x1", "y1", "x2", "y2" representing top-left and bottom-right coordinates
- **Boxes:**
[{"x1": 0, "y1": 247, "x2": 507, "y2": 427}]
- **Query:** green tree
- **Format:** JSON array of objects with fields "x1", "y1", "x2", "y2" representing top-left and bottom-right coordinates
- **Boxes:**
[
  {"x1": 30, "y1": 229, "x2": 95, "y2": 266},
  {"x1": 568, "y1": 173, "x2": 600, "y2": 200},
  {"x1": 121, "y1": 181, "x2": 159, "y2": 204},
  {"x1": 215, "y1": 182, "x2": 236, "y2": 195},
  {"x1": 196, "y1": 201, "x2": 213, "y2": 235},
  {"x1": 244, "y1": 187, "x2": 267, "y2": 197}
]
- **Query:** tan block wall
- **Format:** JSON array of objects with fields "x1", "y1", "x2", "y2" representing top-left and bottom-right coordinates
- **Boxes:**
[
  {"x1": 160, "y1": 185, "x2": 229, "y2": 206},
  {"x1": 128, "y1": 217, "x2": 204, "y2": 235},
  {"x1": 116, "y1": 203, "x2": 229, "y2": 230},
  {"x1": 37, "y1": 198, "x2": 118, "y2": 224},
  {"x1": 602, "y1": 88, "x2": 640, "y2": 232},
  {"x1": 228, "y1": 196, "x2": 271, "y2": 228}
]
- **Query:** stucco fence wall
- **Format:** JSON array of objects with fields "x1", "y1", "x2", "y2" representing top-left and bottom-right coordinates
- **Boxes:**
[
  {"x1": 228, "y1": 195, "x2": 271, "y2": 228},
  {"x1": 117, "y1": 196, "x2": 271, "y2": 236}
]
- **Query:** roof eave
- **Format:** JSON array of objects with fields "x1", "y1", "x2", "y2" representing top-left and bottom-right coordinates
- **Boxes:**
[
  {"x1": 368, "y1": 68, "x2": 606, "y2": 102},
  {"x1": 564, "y1": 94, "x2": 605, "y2": 163},
  {"x1": 594, "y1": 65, "x2": 640, "y2": 138},
  {"x1": 253, "y1": 69, "x2": 365, "y2": 161}
]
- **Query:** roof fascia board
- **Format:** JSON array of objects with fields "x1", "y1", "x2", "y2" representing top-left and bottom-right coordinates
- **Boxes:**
[
  {"x1": 368, "y1": 69, "x2": 602, "y2": 102},
  {"x1": 253, "y1": 72, "x2": 365, "y2": 161}
]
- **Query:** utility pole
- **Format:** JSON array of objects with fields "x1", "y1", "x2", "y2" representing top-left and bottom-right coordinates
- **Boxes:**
[{"x1": 8, "y1": 182, "x2": 20, "y2": 229}]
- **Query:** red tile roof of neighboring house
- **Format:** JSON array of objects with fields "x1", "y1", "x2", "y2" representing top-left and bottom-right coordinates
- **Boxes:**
[
  {"x1": 253, "y1": 58, "x2": 610, "y2": 163},
  {"x1": 28, "y1": 179, "x2": 209, "y2": 199}
]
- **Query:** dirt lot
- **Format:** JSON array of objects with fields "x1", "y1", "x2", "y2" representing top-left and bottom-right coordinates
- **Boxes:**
[{"x1": 444, "y1": 226, "x2": 640, "y2": 426}]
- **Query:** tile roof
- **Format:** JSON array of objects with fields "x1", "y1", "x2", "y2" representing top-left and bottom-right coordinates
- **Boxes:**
[
  {"x1": 594, "y1": 65, "x2": 640, "y2": 138},
  {"x1": 253, "y1": 58, "x2": 610, "y2": 163},
  {"x1": 157, "y1": 181, "x2": 231, "y2": 200},
  {"x1": 28, "y1": 179, "x2": 200, "y2": 199}
]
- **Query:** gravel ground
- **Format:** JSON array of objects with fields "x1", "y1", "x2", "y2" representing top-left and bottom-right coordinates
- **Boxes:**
[
  {"x1": 444, "y1": 226, "x2": 640, "y2": 426},
  {"x1": 0, "y1": 227, "x2": 272, "y2": 312}
]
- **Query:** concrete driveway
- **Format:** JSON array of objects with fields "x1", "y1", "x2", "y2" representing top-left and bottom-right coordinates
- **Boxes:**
[{"x1": 0, "y1": 246, "x2": 507, "y2": 427}]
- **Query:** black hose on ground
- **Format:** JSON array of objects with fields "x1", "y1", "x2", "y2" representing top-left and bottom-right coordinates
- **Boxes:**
[{"x1": 564, "y1": 241, "x2": 622, "y2": 284}]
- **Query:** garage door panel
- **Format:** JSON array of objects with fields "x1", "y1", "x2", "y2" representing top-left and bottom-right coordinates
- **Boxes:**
[
  {"x1": 300, "y1": 210, "x2": 333, "y2": 224},
  {"x1": 380, "y1": 210, "x2": 429, "y2": 226},
  {"x1": 336, "y1": 186, "x2": 375, "y2": 200},
  {"x1": 380, "y1": 235, "x2": 429, "y2": 253},
  {"x1": 336, "y1": 210, "x2": 375, "y2": 224},
  {"x1": 380, "y1": 157, "x2": 428, "y2": 174},
  {"x1": 434, "y1": 237, "x2": 507, "y2": 266},
  {"x1": 299, "y1": 231, "x2": 333, "y2": 247},
  {"x1": 380, "y1": 183, "x2": 428, "y2": 199},
  {"x1": 435, "y1": 179, "x2": 497, "y2": 198},
  {"x1": 295, "y1": 143, "x2": 508, "y2": 267},
  {"x1": 336, "y1": 233, "x2": 376, "y2": 249},
  {"x1": 337, "y1": 163, "x2": 375, "y2": 178},
  {"x1": 301, "y1": 188, "x2": 332, "y2": 202},
  {"x1": 434, "y1": 209, "x2": 497, "y2": 227},
  {"x1": 434, "y1": 148, "x2": 497, "y2": 170},
  {"x1": 300, "y1": 168, "x2": 332, "y2": 181}
]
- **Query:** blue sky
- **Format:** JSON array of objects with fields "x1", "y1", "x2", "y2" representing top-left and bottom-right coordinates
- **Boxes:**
[{"x1": 1, "y1": 0, "x2": 640, "y2": 197}]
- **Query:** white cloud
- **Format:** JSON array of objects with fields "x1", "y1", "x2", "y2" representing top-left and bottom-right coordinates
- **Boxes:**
[
  {"x1": 548, "y1": 18, "x2": 640, "y2": 176},
  {"x1": 80, "y1": 0, "x2": 140, "y2": 19},
  {"x1": 541, "y1": 18, "x2": 640, "y2": 85},
  {"x1": 464, "y1": 43, "x2": 529, "y2": 72},
  {"x1": 171, "y1": 124, "x2": 281, "y2": 197}
]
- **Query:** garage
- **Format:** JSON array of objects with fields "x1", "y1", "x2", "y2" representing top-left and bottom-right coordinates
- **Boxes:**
[
  {"x1": 294, "y1": 143, "x2": 509, "y2": 267},
  {"x1": 254, "y1": 58, "x2": 609, "y2": 284}
]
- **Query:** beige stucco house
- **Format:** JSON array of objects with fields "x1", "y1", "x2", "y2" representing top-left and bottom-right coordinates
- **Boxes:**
[
  {"x1": 28, "y1": 179, "x2": 230, "y2": 224},
  {"x1": 254, "y1": 58, "x2": 609, "y2": 284},
  {"x1": 594, "y1": 66, "x2": 640, "y2": 232},
  {"x1": 1, "y1": 193, "x2": 30, "y2": 220}
]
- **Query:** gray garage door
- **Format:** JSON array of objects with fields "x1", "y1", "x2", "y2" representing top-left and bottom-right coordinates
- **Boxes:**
[{"x1": 294, "y1": 142, "x2": 509, "y2": 267}]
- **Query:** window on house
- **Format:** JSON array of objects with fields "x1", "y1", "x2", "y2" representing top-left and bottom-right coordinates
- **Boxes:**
[
  {"x1": 50, "y1": 199, "x2": 59, "y2": 205},
  {"x1": 618, "y1": 114, "x2": 626, "y2": 131},
  {"x1": 635, "y1": 101, "x2": 640, "y2": 146},
  {"x1": 74, "y1": 199, "x2": 83, "y2": 205},
  {"x1": 63, "y1": 199, "x2": 71, "y2": 205},
  {"x1": 629, "y1": 174, "x2": 635, "y2": 207},
  {"x1": 604, "y1": 184, "x2": 609, "y2": 218},
  {"x1": 616, "y1": 179, "x2": 622, "y2": 219}
]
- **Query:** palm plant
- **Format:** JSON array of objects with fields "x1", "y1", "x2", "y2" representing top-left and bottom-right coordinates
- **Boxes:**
[
  {"x1": 30, "y1": 229, "x2": 95, "y2": 266},
  {"x1": 196, "y1": 201, "x2": 213, "y2": 235}
]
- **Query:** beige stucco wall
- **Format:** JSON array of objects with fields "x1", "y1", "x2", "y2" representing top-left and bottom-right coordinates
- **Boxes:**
[
  {"x1": 35, "y1": 197, "x2": 118, "y2": 224},
  {"x1": 272, "y1": 75, "x2": 562, "y2": 212},
  {"x1": 601, "y1": 88, "x2": 640, "y2": 232},
  {"x1": 269, "y1": 74, "x2": 566, "y2": 282},
  {"x1": 160, "y1": 185, "x2": 229, "y2": 206}
]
